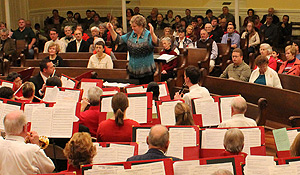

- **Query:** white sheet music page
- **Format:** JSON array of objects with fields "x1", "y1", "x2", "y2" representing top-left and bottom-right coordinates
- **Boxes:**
[
  {"x1": 93, "y1": 147, "x2": 118, "y2": 164},
  {"x1": 288, "y1": 161, "x2": 300, "y2": 175},
  {"x1": 167, "y1": 128, "x2": 184, "y2": 159},
  {"x1": 0, "y1": 101, "x2": 3, "y2": 130},
  {"x1": 43, "y1": 87, "x2": 59, "y2": 102},
  {"x1": 197, "y1": 100, "x2": 220, "y2": 126},
  {"x1": 193, "y1": 97, "x2": 214, "y2": 114},
  {"x1": 131, "y1": 161, "x2": 165, "y2": 175},
  {"x1": 136, "y1": 128, "x2": 150, "y2": 154},
  {"x1": 126, "y1": 96, "x2": 148, "y2": 123},
  {"x1": 101, "y1": 96, "x2": 113, "y2": 112},
  {"x1": 188, "y1": 162, "x2": 234, "y2": 175},
  {"x1": 220, "y1": 97, "x2": 235, "y2": 122},
  {"x1": 268, "y1": 164, "x2": 297, "y2": 175},
  {"x1": 201, "y1": 129, "x2": 227, "y2": 149},
  {"x1": 159, "y1": 101, "x2": 182, "y2": 125},
  {"x1": 31, "y1": 106, "x2": 53, "y2": 137},
  {"x1": 126, "y1": 86, "x2": 146, "y2": 93},
  {"x1": 174, "y1": 160, "x2": 199, "y2": 175},
  {"x1": 1, "y1": 82, "x2": 13, "y2": 89},
  {"x1": 117, "y1": 167, "x2": 152, "y2": 175},
  {"x1": 109, "y1": 143, "x2": 135, "y2": 162},
  {"x1": 50, "y1": 104, "x2": 74, "y2": 138},
  {"x1": 24, "y1": 103, "x2": 45, "y2": 122},
  {"x1": 241, "y1": 128, "x2": 261, "y2": 154},
  {"x1": 244, "y1": 155, "x2": 276, "y2": 175},
  {"x1": 61, "y1": 76, "x2": 75, "y2": 88},
  {"x1": 0, "y1": 103, "x2": 22, "y2": 130},
  {"x1": 57, "y1": 89, "x2": 81, "y2": 102},
  {"x1": 287, "y1": 130, "x2": 299, "y2": 146},
  {"x1": 102, "y1": 91, "x2": 118, "y2": 96},
  {"x1": 81, "y1": 82, "x2": 97, "y2": 99},
  {"x1": 158, "y1": 84, "x2": 168, "y2": 97}
]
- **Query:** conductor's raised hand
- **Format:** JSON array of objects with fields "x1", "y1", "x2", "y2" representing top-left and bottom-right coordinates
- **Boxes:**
[
  {"x1": 148, "y1": 23, "x2": 154, "y2": 34},
  {"x1": 106, "y1": 22, "x2": 113, "y2": 31}
]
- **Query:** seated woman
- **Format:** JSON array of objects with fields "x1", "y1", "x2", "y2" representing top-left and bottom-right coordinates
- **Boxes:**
[
  {"x1": 241, "y1": 21, "x2": 260, "y2": 54},
  {"x1": 290, "y1": 133, "x2": 300, "y2": 157},
  {"x1": 249, "y1": 55, "x2": 282, "y2": 88},
  {"x1": 220, "y1": 128, "x2": 247, "y2": 158},
  {"x1": 278, "y1": 45, "x2": 300, "y2": 76},
  {"x1": 6, "y1": 72, "x2": 22, "y2": 97},
  {"x1": 18, "y1": 82, "x2": 35, "y2": 103},
  {"x1": 160, "y1": 37, "x2": 178, "y2": 81},
  {"x1": 293, "y1": 41, "x2": 300, "y2": 60},
  {"x1": 173, "y1": 27, "x2": 194, "y2": 49},
  {"x1": 63, "y1": 132, "x2": 96, "y2": 175},
  {"x1": 96, "y1": 92, "x2": 140, "y2": 142},
  {"x1": 259, "y1": 43, "x2": 277, "y2": 71},
  {"x1": 146, "y1": 82, "x2": 159, "y2": 101},
  {"x1": 174, "y1": 103, "x2": 194, "y2": 125},
  {"x1": 87, "y1": 41, "x2": 113, "y2": 69},
  {"x1": 186, "y1": 25, "x2": 197, "y2": 42},
  {"x1": 44, "y1": 43, "x2": 64, "y2": 67}
]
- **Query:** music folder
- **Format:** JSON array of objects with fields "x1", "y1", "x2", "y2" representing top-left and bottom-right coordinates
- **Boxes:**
[
  {"x1": 74, "y1": 70, "x2": 94, "y2": 81},
  {"x1": 17, "y1": 67, "x2": 35, "y2": 82},
  {"x1": 61, "y1": 74, "x2": 79, "y2": 89}
]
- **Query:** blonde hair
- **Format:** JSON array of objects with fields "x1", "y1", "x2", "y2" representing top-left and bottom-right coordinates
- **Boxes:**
[
  {"x1": 48, "y1": 42, "x2": 60, "y2": 53},
  {"x1": 291, "y1": 133, "x2": 300, "y2": 157},
  {"x1": 130, "y1": 15, "x2": 146, "y2": 28},
  {"x1": 175, "y1": 103, "x2": 194, "y2": 125},
  {"x1": 22, "y1": 82, "x2": 35, "y2": 98},
  {"x1": 223, "y1": 128, "x2": 244, "y2": 153},
  {"x1": 63, "y1": 132, "x2": 96, "y2": 169},
  {"x1": 285, "y1": 45, "x2": 297, "y2": 56}
]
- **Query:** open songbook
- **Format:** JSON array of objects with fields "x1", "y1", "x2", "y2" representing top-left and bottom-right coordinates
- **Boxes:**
[
  {"x1": 61, "y1": 74, "x2": 79, "y2": 89},
  {"x1": 80, "y1": 78, "x2": 103, "y2": 99},
  {"x1": 0, "y1": 99, "x2": 23, "y2": 130},
  {"x1": 43, "y1": 87, "x2": 82, "y2": 103},
  {"x1": 155, "y1": 54, "x2": 177, "y2": 63},
  {"x1": 0, "y1": 79, "x2": 14, "y2": 89}
]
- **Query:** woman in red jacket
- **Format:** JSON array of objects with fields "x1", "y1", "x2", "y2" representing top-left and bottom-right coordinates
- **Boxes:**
[
  {"x1": 278, "y1": 45, "x2": 300, "y2": 76},
  {"x1": 97, "y1": 92, "x2": 140, "y2": 142},
  {"x1": 160, "y1": 37, "x2": 178, "y2": 82}
]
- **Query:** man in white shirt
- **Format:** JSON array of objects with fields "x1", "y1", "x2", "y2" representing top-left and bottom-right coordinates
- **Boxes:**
[
  {"x1": 43, "y1": 28, "x2": 66, "y2": 53},
  {"x1": 218, "y1": 96, "x2": 257, "y2": 128},
  {"x1": 60, "y1": 26, "x2": 75, "y2": 47},
  {"x1": 174, "y1": 65, "x2": 211, "y2": 107},
  {"x1": 0, "y1": 110, "x2": 55, "y2": 175}
]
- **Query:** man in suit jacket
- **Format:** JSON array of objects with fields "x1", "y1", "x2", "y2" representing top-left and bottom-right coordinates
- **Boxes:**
[
  {"x1": 29, "y1": 58, "x2": 55, "y2": 99},
  {"x1": 127, "y1": 125, "x2": 181, "y2": 161},
  {"x1": 0, "y1": 28, "x2": 16, "y2": 61},
  {"x1": 260, "y1": 8, "x2": 279, "y2": 25},
  {"x1": 66, "y1": 29, "x2": 90, "y2": 52}
]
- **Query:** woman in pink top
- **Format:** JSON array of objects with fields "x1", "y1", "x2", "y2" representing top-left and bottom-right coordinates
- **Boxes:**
[{"x1": 97, "y1": 92, "x2": 140, "y2": 142}]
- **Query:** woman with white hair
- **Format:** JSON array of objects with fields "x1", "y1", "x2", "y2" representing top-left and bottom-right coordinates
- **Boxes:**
[
  {"x1": 220, "y1": 128, "x2": 247, "y2": 158},
  {"x1": 258, "y1": 43, "x2": 277, "y2": 71},
  {"x1": 160, "y1": 37, "x2": 178, "y2": 81}
]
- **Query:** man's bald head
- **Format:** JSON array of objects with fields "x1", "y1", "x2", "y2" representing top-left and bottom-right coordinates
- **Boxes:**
[
  {"x1": 148, "y1": 125, "x2": 169, "y2": 148},
  {"x1": 4, "y1": 110, "x2": 27, "y2": 135},
  {"x1": 231, "y1": 96, "x2": 247, "y2": 114}
]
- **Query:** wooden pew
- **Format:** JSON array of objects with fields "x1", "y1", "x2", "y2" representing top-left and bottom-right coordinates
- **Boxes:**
[
  {"x1": 216, "y1": 39, "x2": 231, "y2": 72},
  {"x1": 34, "y1": 52, "x2": 94, "y2": 60},
  {"x1": 202, "y1": 76, "x2": 300, "y2": 128},
  {"x1": 23, "y1": 59, "x2": 129, "y2": 69},
  {"x1": 7, "y1": 67, "x2": 129, "y2": 79},
  {"x1": 278, "y1": 73, "x2": 300, "y2": 93}
]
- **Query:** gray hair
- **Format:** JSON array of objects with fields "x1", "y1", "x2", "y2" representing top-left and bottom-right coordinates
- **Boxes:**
[
  {"x1": 205, "y1": 23, "x2": 213, "y2": 28},
  {"x1": 260, "y1": 43, "x2": 272, "y2": 54},
  {"x1": 223, "y1": 128, "x2": 244, "y2": 153},
  {"x1": 87, "y1": 86, "x2": 103, "y2": 106},
  {"x1": 0, "y1": 28, "x2": 9, "y2": 34},
  {"x1": 148, "y1": 124, "x2": 169, "y2": 148},
  {"x1": 161, "y1": 37, "x2": 172, "y2": 44},
  {"x1": 130, "y1": 15, "x2": 146, "y2": 28},
  {"x1": 4, "y1": 110, "x2": 27, "y2": 135},
  {"x1": 211, "y1": 169, "x2": 233, "y2": 175},
  {"x1": 231, "y1": 96, "x2": 247, "y2": 114},
  {"x1": 64, "y1": 26, "x2": 72, "y2": 31},
  {"x1": 91, "y1": 26, "x2": 100, "y2": 32}
]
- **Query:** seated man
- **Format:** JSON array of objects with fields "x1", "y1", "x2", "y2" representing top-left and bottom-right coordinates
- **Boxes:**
[
  {"x1": 0, "y1": 110, "x2": 55, "y2": 174},
  {"x1": 260, "y1": 7, "x2": 279, "y2": 24},
  {"x1": 195, "y1": 29, "x2": 218, "y2": 73},
  {"x1": 221, "y1": 24, "x2": 240, "y2": 49},
  {"x1": 218, "y1": 96, "x2": 257, "y2": 128},
  {"x1": 75, "y1": 24, "x2": 89, "y2": 41},
  {"x1": 43, "y1": 28, "x2": 66, "y2": 53},
  {"x1": 260, "y1": 15, "x2": 278, "y2": 46},
  {"x1": 79, "y1": 86, "x2": 104, "y2": 137},
  {"x1": 218, "y1": 6, "x2": 235, "y2": 23},
  {"x1": 278, "y1": 15, "x2": 292, "y2": 47},
  {"x1": 11, "y1": 18, "x2": 36, "y2": 59},
  {"x1": 60, "y1": 26, "x2": 75, "y2": 47},
  {"x1": 220, "y1": 48, "x2": 251, "y2": 82},
  {"x1": 66, "y1": 29, "x2": 90, "y2": 52},
  {"x1": 210, "y1": 17, "x2": 224, "y2": 43},
  {"x1": 29, "y1": 58, "x2": 55, "y2": 99},
  {"x1": 127, "y1": 125, "x2": 181, "y2": 161},
  {"x1": 174, "y1": 65, "x2": 211, "y2": 108},
  {"x1": 0, "y1": 28, "x2": 16, "y2": 62}
]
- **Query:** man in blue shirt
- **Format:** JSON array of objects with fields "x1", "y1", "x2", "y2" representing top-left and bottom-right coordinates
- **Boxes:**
[{"x1": 221, "y1": 24, "x2": 240, "y2": 49}]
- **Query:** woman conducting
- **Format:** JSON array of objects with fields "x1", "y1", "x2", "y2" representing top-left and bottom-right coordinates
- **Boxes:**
[{"x1": 107, "y1": 15, "x2": 158, "y2": 84}]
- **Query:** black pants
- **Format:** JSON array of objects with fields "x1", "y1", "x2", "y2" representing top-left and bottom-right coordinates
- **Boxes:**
[{"x1": 130, "y1": 74, "x2": 154, "y2": 85}]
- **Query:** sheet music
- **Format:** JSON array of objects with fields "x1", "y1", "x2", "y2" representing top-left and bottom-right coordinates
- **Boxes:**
[
  {"x1": 43, "y1": 87, "x2": 59, "y2": 102},
  {"x1": 170, "y1": 127, "x2": 197, "y2": 147},
  {"x1": 24, "y1": 103, "x2": 45, "y2": 122},
  {"x1": 101, "y1": 97, "x2": 113, "y2": 112},
  {"x1": 193, "y1": 98, "x2": 214, "y2": 114},
  {"x1": 155, "y1": 54, "x2": 176, "y2": 63},
  {"x1": 241, "y1": 128, "x2": 261, "y2": 154},
  {"x1": 289, "y1": 161, "x2": 300, "y2": 175},
  {"x1": 158, "y1": 84, "x2": 168, "y2": 97},
  {"x1": 61, "y1": 76, "x2": 76, "y2": 88},
  {"x1": 50, "y1": 105, "x2": 74, "y2": 138},
  {"x1": 126, "y1": 96, "x2": 148, "y2": 123},
  {"x1": 287, "y1": 130, "x2": 299, "y2": 146},
  {"x1": 0, "y1": 103, "x2": 22, "y2": 130},
  {"x1": 1, "y1": 81, "x2": 13, "y2": 89},
  {"x1": 126, "y1": 86, "x2": 146, "y2": 93},
  {"x1": 167, "y1": 129, "x2": 184, "y2": 159},
  {"x1": 188, "y1": 162, "x2": 234, "y2": 175},
  {"x1": 269, "y1": 164, "x2": 297, "y2": 175},
  {"x1": 88, "y1": 165, "x2": 123, "y2": 175},
  {"x1": 201, "y1": 129, "x2": 227, "y2": 149},
  {"x1": 136, "y1": 128, "x2": 151, "y2": 154},
  {"x1": 57, "y1": 89, "x2": 81, "y2": 103},
  {"x1": 81, "y1": 82, "x2": 97, "y2": 99},
  {"x1": 244, "y1": 155, "x2": 276, "y2": 175},
  {"x1": 159, "y1": 101, "x2": 182, "y2": 125},
  {"x1": 110, "y1": 143, "x2": 135, "y2": 162},
  {"x1": 0, "y1": 101, "x2": 3, "y2": 130},
  {"x1": 103, "y1": 81, "x2": 130, "y2": 87},
  {"x1": 173, "y1": 160, "x2": 199, "y2": 175},
  {"x1": 31, "y1": 106, "x2": 53, "y2": 137},
  {"x1": 93, "y1": 147, "x2": 118, "y2": 164},
  {"x1": 194, "y1": 99, "x2": 220, "y2": 126},
  {"x1": 131, "y1": 161, "x2": 165, "y2": 175},
  {"x1": 102, "y1": 91, "x2": 118, "y2": 95},
  {"x1": 117, "y1": 167, "x2": 152, "y2": 175},
  {"x1": 220, "y1": 97, "x2": 235, "y2": 122}
]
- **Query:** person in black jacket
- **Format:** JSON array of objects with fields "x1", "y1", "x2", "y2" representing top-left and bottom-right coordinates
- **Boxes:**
[
  {"x1": 278, "y1": 15, "x2": 292, "y2": 47},
  {"x1": 260, "y1": 8, "x2": 279, "y2": 25},
  {"x1": 66, "y1": 29, "x2": 90, "y2": 52}
]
